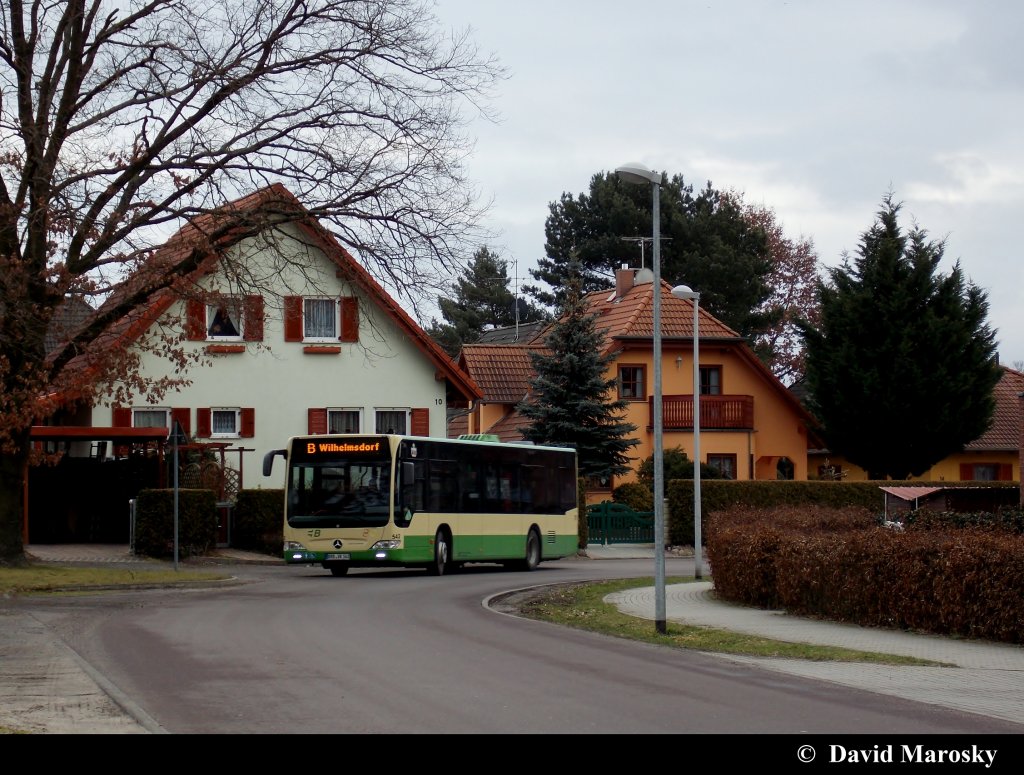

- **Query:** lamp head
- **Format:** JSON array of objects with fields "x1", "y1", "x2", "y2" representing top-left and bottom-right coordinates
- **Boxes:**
[
  {"x1": 615, "y1": 163, "x2": 660, "y2": 186},
  {"x1": 671, "y1": 284, "x2": 699, "y2": 301}
]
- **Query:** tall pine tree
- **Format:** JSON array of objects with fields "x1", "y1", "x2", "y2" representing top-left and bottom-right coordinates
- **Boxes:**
[
  {"x1": 427, "y1": 247, "x2": 546, "y2": 358},
  {"x1": 798, "y1": 193, "x2": 1001, "y2": 479},
  {"x1": 517, "y1": 265, "x2": 638, "y2": 479},
  {"x1": 524, "y1": 171, "x2": 773, "y2": 341}
]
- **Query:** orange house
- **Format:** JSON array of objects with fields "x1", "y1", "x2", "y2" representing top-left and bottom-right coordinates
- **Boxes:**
[{"x1": 457, "y1": 266, "x2": 817, "y2": 499}]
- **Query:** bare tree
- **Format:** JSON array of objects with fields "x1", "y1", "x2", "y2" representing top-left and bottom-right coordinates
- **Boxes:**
[
  {"x1": 0, "y1": 0, "x2": 504, "y2": 563},
  {"x1": 731, "y1": 195, "x2": 822, "y2": 385}
]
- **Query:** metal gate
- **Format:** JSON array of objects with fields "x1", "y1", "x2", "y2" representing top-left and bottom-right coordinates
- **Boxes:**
[{"x1": 586, "y1": 501, "x2": 654, "y2": 546}]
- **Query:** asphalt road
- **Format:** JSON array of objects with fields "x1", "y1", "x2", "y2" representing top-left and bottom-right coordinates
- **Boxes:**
[{"x1": 6, "y1": 555, "x2": 1023, "y2": 737}]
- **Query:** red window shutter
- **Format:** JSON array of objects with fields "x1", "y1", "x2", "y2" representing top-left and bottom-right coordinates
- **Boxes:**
[
  {"x1": 999, "y1": 463, "x2": 1013, "y2": 481},
  {"x1": 958, "y1": 463, "x2": 972, "y2": 481},
  {"x1": 410, "y1": 407, "x2": 429, "y2": 436},
  {"x1": 112, "y1": 407, "x2": 131, "y2": 427},
  {"x1": 240, "y1": 408, "x2": 256, "y2": 438},
  {"x1": 284, "y1": 296, "x2": 303, "y2": 341},
  {"x1": 171, "y1": 408, "x2": 191, "y2": 436},
  {"x1": 185, "y1": 299, "x2": 206, "y2": 340},
  {"x1": 308, "y1": 408, "x2": 328, "y2": 435},
  {"x1": 244, "y1": 296, "x2": 265, "y2": 342},
  {"x1": 196, "y1": 408, "x2": 211, "y2": 438},
  {"x1": 340, "y1": 296, "x2": 359, "y2": 342}
]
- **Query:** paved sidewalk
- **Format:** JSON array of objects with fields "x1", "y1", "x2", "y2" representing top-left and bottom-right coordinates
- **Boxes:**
[{"x1": 582, "y1": 543, "x2": 1024, "y2": 725}]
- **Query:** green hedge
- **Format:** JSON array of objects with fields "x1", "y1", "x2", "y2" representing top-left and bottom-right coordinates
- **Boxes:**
[
  {"x1": 612, "y1": 479, "x2": 1019, "y2": 548},
  {"x1": 133, "y1": 488, "x2": 218, "y2": 559},
  {"x1": 231, "y1": 489, "x2": 285, "y2": 556}
]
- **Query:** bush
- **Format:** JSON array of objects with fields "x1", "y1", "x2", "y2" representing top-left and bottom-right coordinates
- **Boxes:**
[
  {"x1": 232, "y1": 489, "x2": 285, "y2": 556},
  {"x1": 133, "y1": 488, "x2": 218, "y2": 559},
  {"x1": 705, "y1": 504, "x2": 1024, "y2": 644}
]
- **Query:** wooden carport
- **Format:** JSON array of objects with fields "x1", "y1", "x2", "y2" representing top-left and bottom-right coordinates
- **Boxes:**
[{"x1": 25, "y1": 426, "x2": 169, "y2": 543}]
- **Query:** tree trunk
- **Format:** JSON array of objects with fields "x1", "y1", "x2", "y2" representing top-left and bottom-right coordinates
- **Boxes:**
[{"x1": 0, "y1": 434, "x2": 30, "y2": 566}]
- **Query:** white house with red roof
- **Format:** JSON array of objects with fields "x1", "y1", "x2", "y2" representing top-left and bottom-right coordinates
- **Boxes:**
[{"x1": 29, "y1": 185, "x2": 480, "y2": 543}]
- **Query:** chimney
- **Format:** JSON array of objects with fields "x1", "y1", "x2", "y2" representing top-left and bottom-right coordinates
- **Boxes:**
[{"x1": 615, "y1": 265, "x2": 635, "y2": 298}]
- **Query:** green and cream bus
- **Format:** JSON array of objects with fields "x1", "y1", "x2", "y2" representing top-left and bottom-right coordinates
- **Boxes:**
[{"x1": 263, "y1": 434, "x2": 579, "y2": 576}]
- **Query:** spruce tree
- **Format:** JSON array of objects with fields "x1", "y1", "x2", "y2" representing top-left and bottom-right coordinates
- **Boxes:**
[
  {"x1": 798, "y1": 194, "x2": 1001, "y2": 479},
  {"x1": 517, "y1": 266, "x2": 638, "y2": 479}
]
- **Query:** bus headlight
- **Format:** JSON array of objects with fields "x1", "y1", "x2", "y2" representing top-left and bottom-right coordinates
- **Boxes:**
[
  {"x1": 371, "y1": 539, "x2": 401, "y2": 550},
  {"x1": 284, "y1": 541, "x2": 307, "y2": 552}
]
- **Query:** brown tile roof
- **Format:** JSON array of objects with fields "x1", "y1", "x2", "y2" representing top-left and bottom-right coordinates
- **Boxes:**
[
  {"x1": 582, "y1": 278, "x2": 742, "y2": 354},
  {"x1": 459, "y1": 344, "x2": 546, "y2": 403},
  {"x1": 965, "y1": 366, "x2": 1024, "y2": 451},
  {"x1": 485, "y1": 410, "x2": 532, "y2": 442},
  {"x1": 66, "y1": 184, "x2": 481, "y2": 403}
]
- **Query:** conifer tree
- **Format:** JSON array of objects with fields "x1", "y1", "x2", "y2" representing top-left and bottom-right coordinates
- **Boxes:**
[
  {"x1": 798, "y1": 193, "x2": 1001, "y2": 479},
  {"x1": 427, "y1": 248, "x2": 546, "y2": 358},
  {"x1": 517, "y1": 265, "x2": 638, "y2": 479}
]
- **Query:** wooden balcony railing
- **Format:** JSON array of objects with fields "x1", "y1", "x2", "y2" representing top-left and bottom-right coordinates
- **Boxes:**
[{"x1": 651, "y1": 394, "x2": 754, "y2": 430}]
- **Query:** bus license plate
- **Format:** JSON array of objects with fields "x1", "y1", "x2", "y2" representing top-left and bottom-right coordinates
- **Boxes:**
[{"x1": 326, "y1": 553, "x2": 350, "y2": 560}]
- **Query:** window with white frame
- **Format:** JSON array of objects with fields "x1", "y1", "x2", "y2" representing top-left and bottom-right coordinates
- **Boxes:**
[
  {"x1": 375, "y1": 409, "x2": 408, "y2": 435},
  {"x1": 211, "y1": 408, "x2": 241, "y2": 437},
  {"x1": 207, "y1": 299, "x2": 244, "y2": 340},
  {"x1": 328, "y1": 409, "x2": 361, "y2": 434},
  {"x1": 132, "y1": 408, "x2": 170, "y2": 428},
  {"x1": 304, "y1": 298, "x2": 338, "y2": 341}
]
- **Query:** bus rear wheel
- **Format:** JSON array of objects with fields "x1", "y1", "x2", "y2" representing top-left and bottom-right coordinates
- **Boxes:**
[{"x1": 428, "y1": 529, "x2": 451, "y2": 576}]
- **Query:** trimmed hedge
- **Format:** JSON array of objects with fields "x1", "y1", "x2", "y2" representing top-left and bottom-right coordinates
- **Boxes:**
[
  {"x1": 611, "y1": 479, "x2": 1019, "y2": 548},
  {"x1": 231, "y1": 489, "x2": 285, "y2": 556},
  {"x1": 134, "y1": 488, "x2": 218, "y2": 559},
  {"x1": 705, "y1": 505, "x2": 1024, "y2": 644}
]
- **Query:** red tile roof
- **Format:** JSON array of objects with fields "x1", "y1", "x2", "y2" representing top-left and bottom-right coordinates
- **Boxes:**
[
  {"x1": 459, "y1": 344, "x2": 546, "y2": 403},
  {"x1": 485, "y1": 410, "x2": 534, "y2": 442},
  {"x1": 965, "y1": 367, "x2": 1024, "y2": 451},
  {"x1": 582, "y1": 278, "x2": 741, "y2": 353}
]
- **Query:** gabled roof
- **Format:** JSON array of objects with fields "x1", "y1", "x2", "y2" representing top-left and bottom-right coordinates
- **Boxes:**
[
  {"x1": 76, "y1": 184, "x2": 480, "y2": 402},
  {"x1": 475, "y1": 321, "x2": 547, "y2": 345},
  {"x1": 581, "y1": 278, "x2": 741, "y2": 353},
  {"x1": 459, "y1": 344, "x2": 544, "y2": 403},
  {"x1": 964, "y1": 366, "x2": 1024, "y2": 451}
]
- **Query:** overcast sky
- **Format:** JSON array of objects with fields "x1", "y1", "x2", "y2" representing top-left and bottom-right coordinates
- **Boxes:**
[{"x1": 430, "y1": 0, "x2": 1024, "y2": 366}]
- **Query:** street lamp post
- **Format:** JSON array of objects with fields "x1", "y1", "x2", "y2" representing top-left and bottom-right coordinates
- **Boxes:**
[
  {"x1": 615, "y1": 162, "x2": 666, "y2": 633},
  {"x1": 671, "y1": 284, "x2": 702, "y2": 579}
]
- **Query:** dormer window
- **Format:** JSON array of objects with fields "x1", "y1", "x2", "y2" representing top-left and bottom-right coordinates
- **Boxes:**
[{"x1": 207, "y1": 299, "x2": 244, "y2": 340}]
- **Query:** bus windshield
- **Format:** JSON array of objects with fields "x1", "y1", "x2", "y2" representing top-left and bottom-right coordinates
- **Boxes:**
[{"x1": 287, "y1": 457, "x2": 392, "y2": 529}]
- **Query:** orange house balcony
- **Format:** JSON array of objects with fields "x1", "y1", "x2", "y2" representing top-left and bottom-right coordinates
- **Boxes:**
[{"x1": 649, "y1": 394, "x2": 755, "y2": 430}]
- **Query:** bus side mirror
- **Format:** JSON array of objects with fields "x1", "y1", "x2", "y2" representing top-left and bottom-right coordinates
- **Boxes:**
[{"x1": 263, "y1": 449, "x2": 286, "y2": 476}]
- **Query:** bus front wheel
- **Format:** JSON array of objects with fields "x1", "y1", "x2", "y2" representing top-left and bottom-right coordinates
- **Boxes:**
[
  {"x1": 429, "y1": 529, "x2": 451, "y2": 576},
  {"x1": 520, "y1": 529, "x2": 541, "y2": 571}
]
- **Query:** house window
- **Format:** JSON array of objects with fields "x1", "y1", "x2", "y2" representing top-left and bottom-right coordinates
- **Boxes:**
[
  {"x1": 970, "y1": 464, "x2": 1000, "y2": 481},
  {"x1": 776, "y1": 456, "x2": 795, "y2": 480},
  {"x1": 211, "y1": 408, "x2": 241, "y2": 437},
  {"x1": 328, "y1": 409, "x2": 361, "y2": 434},
  {"x1": 375, "y1": 409, "x2": 409, "y2": 435},
  {"x1": 699, "y1": 366, "x2": 721, "y2": 395},
  {"x1": 707, "y1": 453, "x2": 736, "y2": 480},
  {"x1": 207, "y1": 299, "x2": 244, "y2": 340},
  {"x1": 132, "y1": 408, "x2": 170, "y2": 428},
  {"x1": 304, "y1": 298, "x2": 338, "y2": 340},
  {"x1": 618, "y1": 365, "x2": 646, "y2": 400}
]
